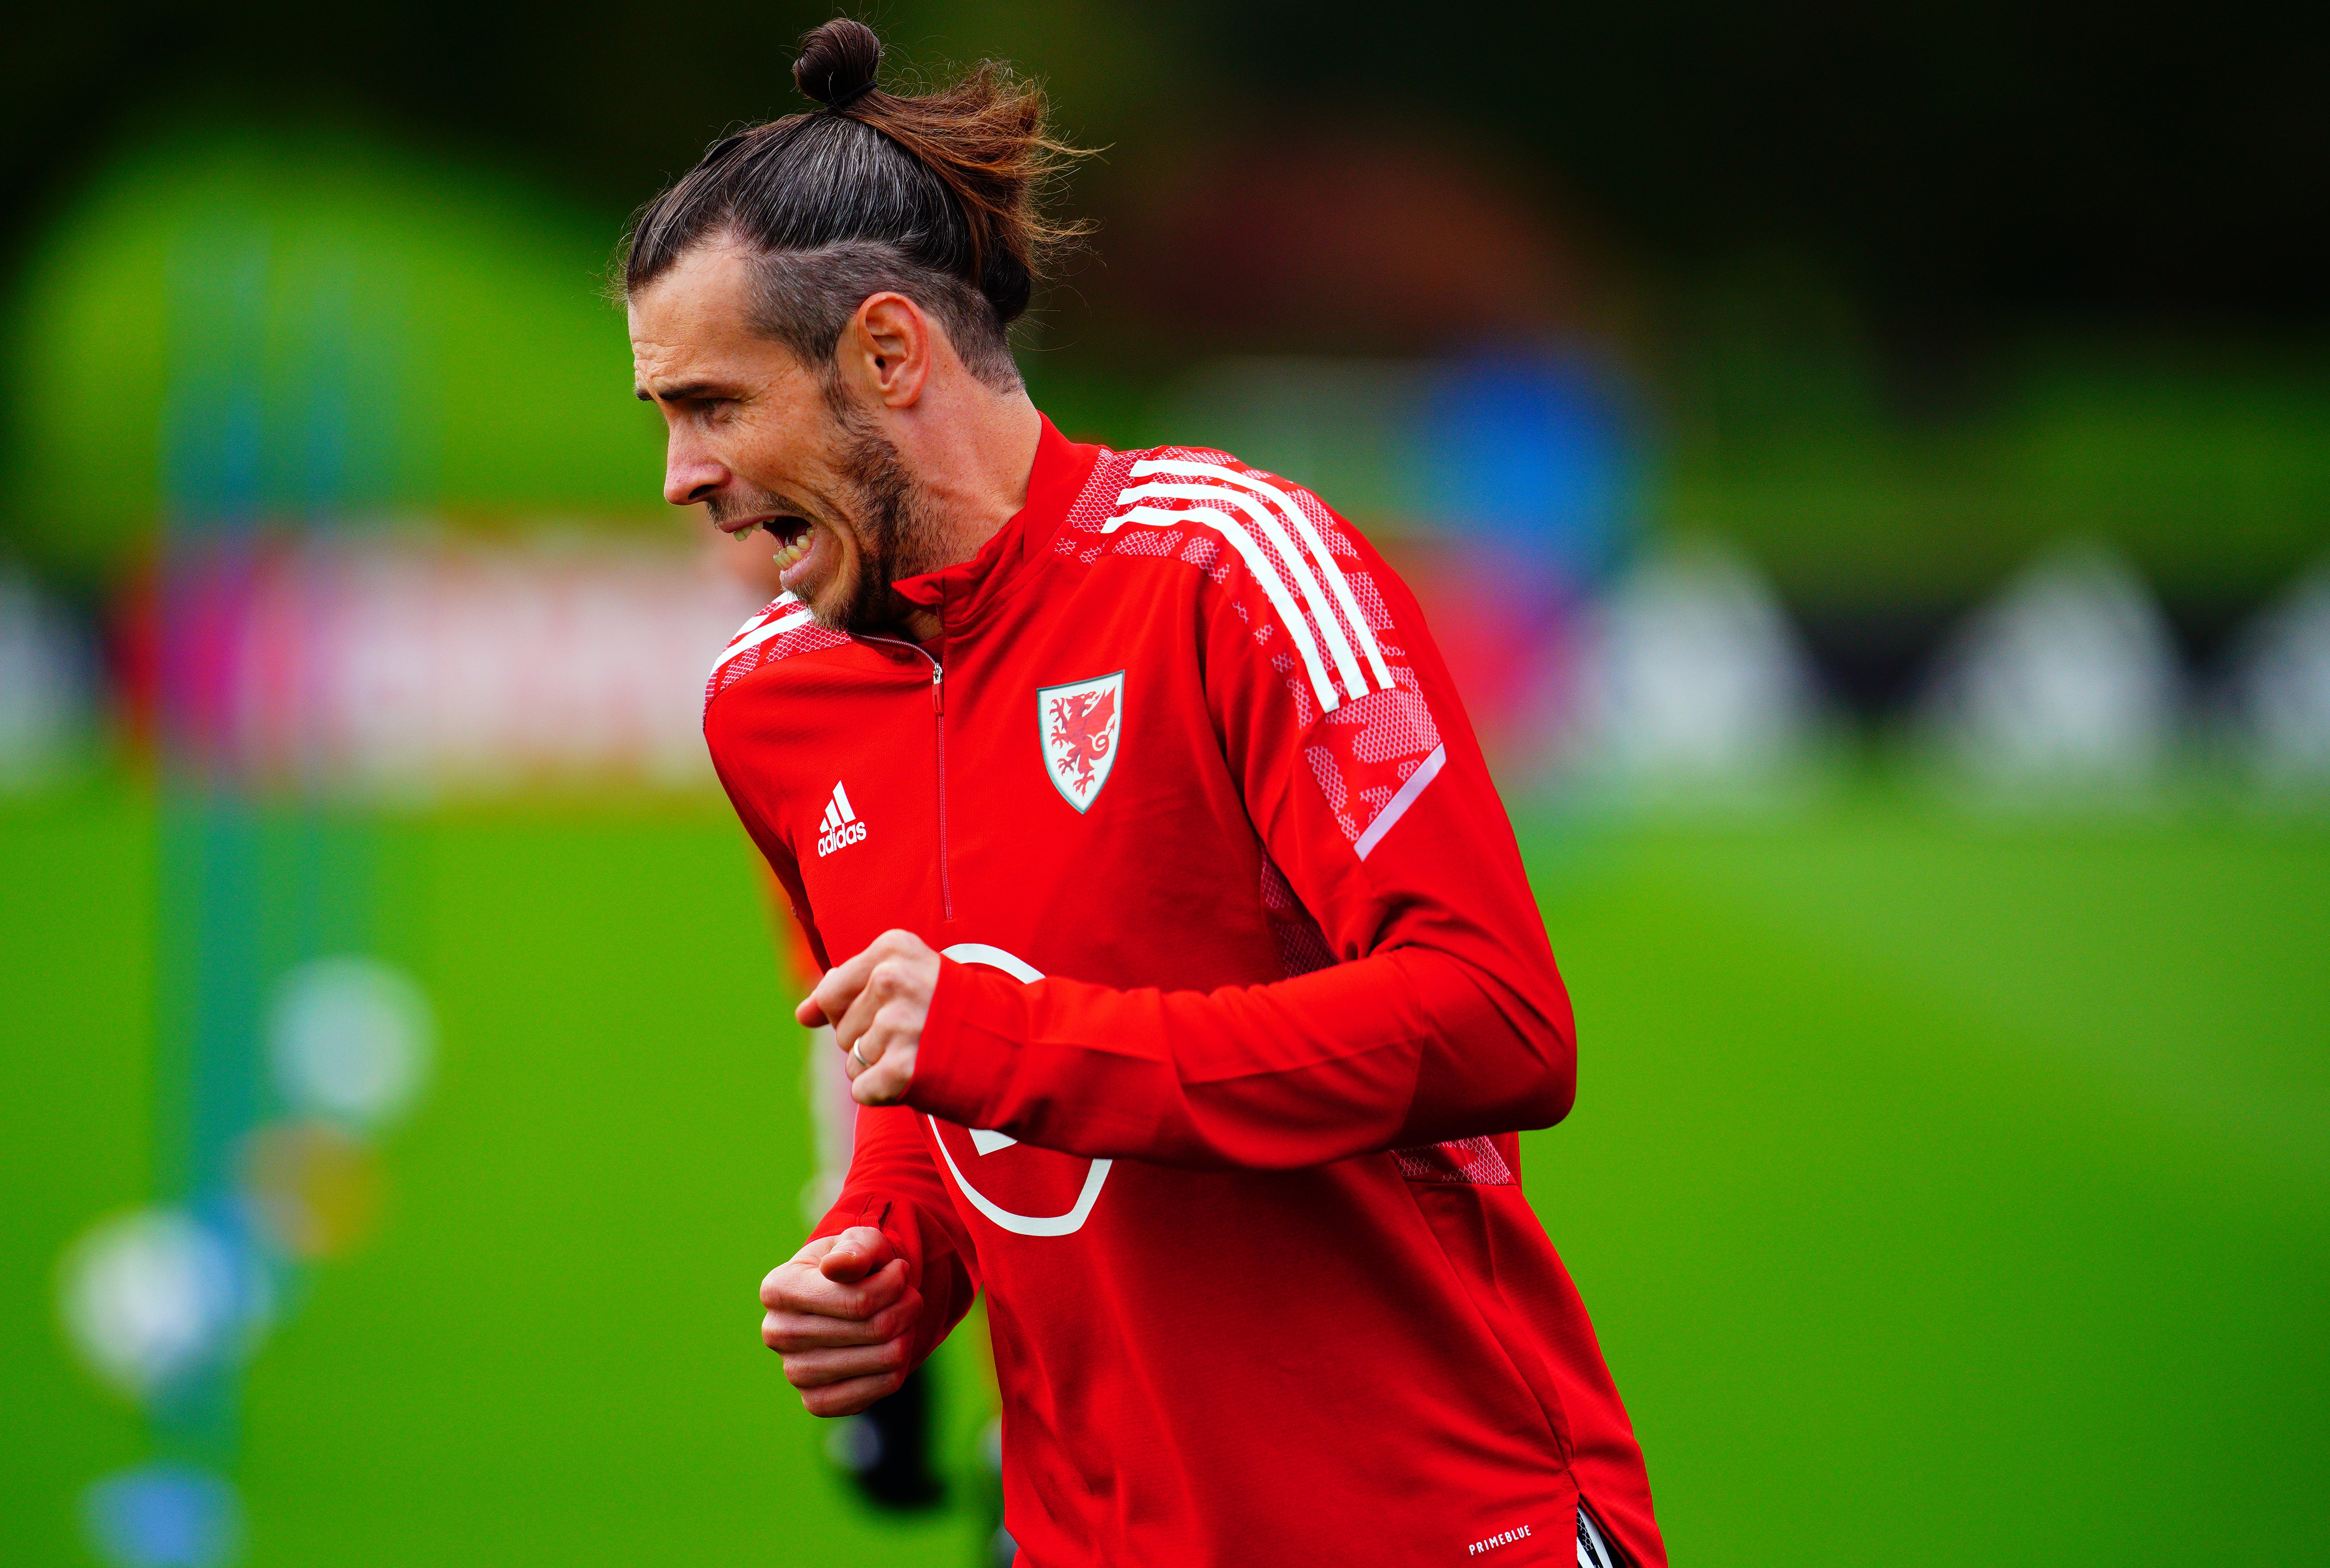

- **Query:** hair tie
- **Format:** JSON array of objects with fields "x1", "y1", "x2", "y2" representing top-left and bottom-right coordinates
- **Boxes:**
[{"x1": 826, "y1": 79, "x2": 879, "y2": 112}]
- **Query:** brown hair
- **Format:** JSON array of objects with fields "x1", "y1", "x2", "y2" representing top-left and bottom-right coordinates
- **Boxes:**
[{"x1": 622, "y1": 18, "x2": 1086, "y2": 390}]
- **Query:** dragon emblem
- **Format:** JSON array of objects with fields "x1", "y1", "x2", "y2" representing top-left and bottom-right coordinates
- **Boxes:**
[
  {"x1": 1037, "y1": 671, "x2": 1125, "y2": 811},
  {"x1": 1049, "y1": 690, "x2": 1117, "y2": 789}
]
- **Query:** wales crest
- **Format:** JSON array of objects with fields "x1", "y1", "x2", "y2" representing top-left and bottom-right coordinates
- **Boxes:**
[{"x1": 1039, "y1": 670, "x2": 1124, "y2": 812}]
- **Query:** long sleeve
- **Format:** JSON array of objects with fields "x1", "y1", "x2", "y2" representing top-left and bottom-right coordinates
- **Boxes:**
[
  {"x1": 907, "y1": 490, "x2": 1575, "y2": 1170},
  {"x1": 807, "y1": 1103, "x2": 981, "y2": 1371}
]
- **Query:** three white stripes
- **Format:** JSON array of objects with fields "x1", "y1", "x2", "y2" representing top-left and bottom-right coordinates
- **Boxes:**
[{"x1": 1106, "y1": 460, "x2": 1392, "y2": 713}]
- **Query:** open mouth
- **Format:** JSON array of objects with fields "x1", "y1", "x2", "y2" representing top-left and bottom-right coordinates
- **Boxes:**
[{"x1": 735, "y1": 516, "x2": 814, "y2": 575}]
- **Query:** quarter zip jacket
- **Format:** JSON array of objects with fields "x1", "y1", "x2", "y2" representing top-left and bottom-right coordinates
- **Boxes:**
[
  {"x1": 704, "y1": 417, "x2": 1665, "y2": 1568},
  {"x1": 852, "y1": 633, "x2": 951, "y2": 917}
]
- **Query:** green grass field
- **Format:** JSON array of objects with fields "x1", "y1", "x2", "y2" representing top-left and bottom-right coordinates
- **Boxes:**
[{"x1": 5, "y1": 783, "x2": 2325, "y2": 1564}]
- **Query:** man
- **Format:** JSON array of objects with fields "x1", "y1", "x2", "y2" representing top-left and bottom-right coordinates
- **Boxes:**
[{"x1": 627, "y1": 19, "x2": 1663, "y2": 1566}]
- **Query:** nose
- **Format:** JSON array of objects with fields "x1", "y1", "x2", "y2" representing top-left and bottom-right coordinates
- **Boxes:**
[{"x1": 663, "y1": 427, "x2": 728, "y2": 508}]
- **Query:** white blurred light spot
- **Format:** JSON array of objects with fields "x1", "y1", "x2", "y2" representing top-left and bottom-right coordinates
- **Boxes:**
[
  {"x1": 269, "y1": 956, "x2": 434, "y2": 1129},
  {"x1": 1922, "y1": 540, "x2": 2182, "y2": 793},
  {"x1": 60, "y1": 1210, "x2": 245, "y2": 1401},
  {"x1": 2230, "y1": 560, "x2": 2330, "y2": 788},
  {"x1": 1569, "y1": 539, "x2": 1820, "y2": 788}
]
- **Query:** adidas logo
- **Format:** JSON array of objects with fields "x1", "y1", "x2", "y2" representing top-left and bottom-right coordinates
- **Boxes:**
[{"x1": 815, "y1": 781, "x2": 868, "y2": 858}]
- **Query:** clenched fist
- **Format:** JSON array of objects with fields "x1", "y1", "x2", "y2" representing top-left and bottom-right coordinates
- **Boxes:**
[
  {"x1": 796, "y1": 929, "x2": 939, "y2": 1105},
  {"x1": 759, "y1": 1226, "x2": 923, "y2": 1417}
]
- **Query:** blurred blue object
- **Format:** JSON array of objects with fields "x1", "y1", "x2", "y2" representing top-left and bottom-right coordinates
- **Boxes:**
[
  {"x1": 83, "y1": 1466, "x2": 243, "y2": 1568},
  {"x1": 1423, "y1": 352, "x2": 1636, "y2": 588}
]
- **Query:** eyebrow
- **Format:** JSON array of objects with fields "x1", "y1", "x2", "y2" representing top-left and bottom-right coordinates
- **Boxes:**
[{"x1": 635, "y1": 382, "x2": 726, "y2": 403}]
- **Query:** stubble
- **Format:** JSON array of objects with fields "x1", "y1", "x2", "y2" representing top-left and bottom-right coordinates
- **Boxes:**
[{"x1": 819, "y1": 405, "x2": 947, "y2": 635}]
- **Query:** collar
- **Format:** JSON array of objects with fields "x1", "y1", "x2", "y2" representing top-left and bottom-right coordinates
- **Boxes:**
[{"x1": 889, "y1": 414, "x2": 1101, "y2": 631}]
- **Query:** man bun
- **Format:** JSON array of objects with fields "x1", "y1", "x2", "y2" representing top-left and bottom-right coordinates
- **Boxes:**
[
  {"x1": 793, "y1": 18, "x2": 883, "y2": 110},
  {"x1": 624, "y1": 17, "x2": 1088, "y2": 391}
]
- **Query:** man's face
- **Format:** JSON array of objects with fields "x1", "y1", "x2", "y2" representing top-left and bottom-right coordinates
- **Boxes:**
[{"x1": 630, "y1": 243, "x2": 935, "y2": 631}]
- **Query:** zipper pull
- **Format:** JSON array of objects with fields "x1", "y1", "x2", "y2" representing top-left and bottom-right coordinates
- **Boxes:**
[{"x1": 931, "y1": 661, "x2": 944, "y2": 713}]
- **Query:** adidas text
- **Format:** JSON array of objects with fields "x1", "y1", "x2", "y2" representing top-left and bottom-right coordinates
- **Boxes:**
[{"x1": 817, "y1": 820, "x2": 868, "y2": 857}]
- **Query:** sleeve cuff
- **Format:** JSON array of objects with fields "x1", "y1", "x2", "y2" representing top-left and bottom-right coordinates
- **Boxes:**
[{"x1": 906, "y1": 955, "x2": 1024, "y2": 1130}]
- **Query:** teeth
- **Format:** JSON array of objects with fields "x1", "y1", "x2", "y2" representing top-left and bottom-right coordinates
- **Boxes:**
[
  {"x1": 769, "y1": 534, "x2": 809, "y2": 572},
  {"x1": 731, "y1": 521, "x2": 761, "y2": 540}
]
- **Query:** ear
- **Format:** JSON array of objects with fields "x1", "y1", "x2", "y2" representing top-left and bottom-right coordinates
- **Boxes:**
[{"x1": 841, "y1": 292, "x2": 931, "y2": 410}]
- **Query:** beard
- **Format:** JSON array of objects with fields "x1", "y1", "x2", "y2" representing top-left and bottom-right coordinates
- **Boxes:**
[
  {"x1": 706, "y1": 407, "x2": 945, "y2": 635},
  {"x1": 818, "y1": 404, "x2": 947, "y2": 635}
]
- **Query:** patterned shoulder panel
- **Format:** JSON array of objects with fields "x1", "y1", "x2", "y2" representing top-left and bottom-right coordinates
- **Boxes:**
[
  {"x1": 703, "y1": 593, "x2": 850, "y2": 719},
  {"x1": 1072, "y1": 446, "x2": 1447, "y2": 860},
  {"x1": 1391, "y1": 1135, "x2": 1516, "y2": 1187}
]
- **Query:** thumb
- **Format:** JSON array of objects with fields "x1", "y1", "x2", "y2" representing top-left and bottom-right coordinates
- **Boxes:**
[{"x1": 817, "y1": 1224, "x2": 897, "y2": 1283}]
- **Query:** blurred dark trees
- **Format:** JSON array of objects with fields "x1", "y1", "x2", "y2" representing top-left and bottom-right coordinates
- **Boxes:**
[{"x1": 9, "y1": 0, "x2": 2324, "y2": 352}]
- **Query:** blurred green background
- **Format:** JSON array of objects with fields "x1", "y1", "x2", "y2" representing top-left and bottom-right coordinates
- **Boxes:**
[
  {"x1": 4, "y1": 2, "x2": 2327, "y2": 1564},
  {"x1": 10, "y1": 789, "x2": 2325, "y2": 1562}
]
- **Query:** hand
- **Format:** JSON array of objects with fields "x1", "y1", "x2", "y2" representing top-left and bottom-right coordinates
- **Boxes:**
[
  {"x1": 797, "y1": 929, "x2": 939, "y2": 1106},
  {"x1": 759, "y1": 1226, "x2": 923, "y2": 1416}
]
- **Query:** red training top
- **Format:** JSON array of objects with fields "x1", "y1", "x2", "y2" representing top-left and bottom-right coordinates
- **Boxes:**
[{"x1": 705, "y1": 419, "x2": 1665, "y2": 1568}]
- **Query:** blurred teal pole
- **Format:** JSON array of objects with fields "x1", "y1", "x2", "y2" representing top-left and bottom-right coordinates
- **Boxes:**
[
  {"x1": 151, "y1": 224, "x2": 272, "y2": 1473},
  {"x1": 86, "y1": 210, "x2": 398, "y2": 1568}
]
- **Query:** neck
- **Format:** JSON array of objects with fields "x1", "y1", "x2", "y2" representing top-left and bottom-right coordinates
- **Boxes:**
[{"x1": 885, "y1": 378, "x2": 1043, "y2": 641}]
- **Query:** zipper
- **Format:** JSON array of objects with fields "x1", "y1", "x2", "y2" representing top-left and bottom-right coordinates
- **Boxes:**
[{"x1": 857, "y1": 635, "x2": 953, "y2": 921}]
